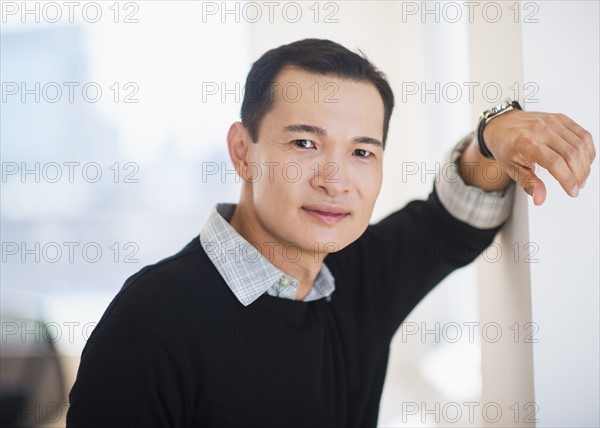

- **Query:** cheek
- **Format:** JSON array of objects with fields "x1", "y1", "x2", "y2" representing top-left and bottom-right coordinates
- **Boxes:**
[
  {"x1": 355, "y1": 163, "x2": 383, "y2": 196},
  {"x1": 252, "y1": 165, "x2": 304, "y2": 212},
  {"x1": 354, "y1": 170, "x2": 382, "y2": 215}
]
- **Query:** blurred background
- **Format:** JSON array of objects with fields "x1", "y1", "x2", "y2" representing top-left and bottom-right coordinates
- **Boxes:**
[{"x1": 1, "y1": 1, "x2": 598, "y2": 427}]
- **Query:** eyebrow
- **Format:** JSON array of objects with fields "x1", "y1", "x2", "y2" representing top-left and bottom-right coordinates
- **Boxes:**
[
  {"x1": 283, "y1": 124, "x2": 326, "y2": 136},
  {"x1": 282, "y1": 124, "x2": 383, "y2": 147}
]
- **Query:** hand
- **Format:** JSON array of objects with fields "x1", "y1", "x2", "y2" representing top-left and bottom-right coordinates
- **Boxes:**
[{"x1": 484, "y1": 110, "x2": 596, "y2": 206}]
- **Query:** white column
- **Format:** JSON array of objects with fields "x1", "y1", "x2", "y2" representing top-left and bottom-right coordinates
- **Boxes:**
[{"x1": 468, "y1": 2, "x2": 536, "y2": 426}]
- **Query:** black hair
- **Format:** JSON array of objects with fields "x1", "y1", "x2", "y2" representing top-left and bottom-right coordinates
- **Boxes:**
[{"x1": 240, "y1": 38, "x2": 395, "y2": 148}]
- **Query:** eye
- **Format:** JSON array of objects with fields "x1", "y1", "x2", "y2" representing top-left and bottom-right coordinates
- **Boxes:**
[
  {"x1": 353, "y1": 148, "x2": 372, "y2": 158},
  {"x1": 293, "y1": 139, "x2": 316, "y2": 149}
]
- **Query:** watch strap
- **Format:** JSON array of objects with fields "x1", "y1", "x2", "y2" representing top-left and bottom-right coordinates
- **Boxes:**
[{"x1": 477, "y1": 99, "x2": 523, "y2": 160}]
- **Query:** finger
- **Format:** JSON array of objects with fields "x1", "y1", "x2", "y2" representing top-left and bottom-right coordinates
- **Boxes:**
[
  {"x1": 554, "y1": 114, "x2": 594, "y2": 182},
  {"x1": 547, "y1": 124, "x2": 589, "y2": 188},
  {"x1": 558, "y1": 113, "x2": 597, "y2": 164},
  {"x1": 505, "y1": 162, "x2": 547, "y2": 206},
  {"x1": 532, "y1": 178, "x2": 547, "y2": 206},
  {"x1": 526, "y1": 141, "x2": 580, "y2": 198}
]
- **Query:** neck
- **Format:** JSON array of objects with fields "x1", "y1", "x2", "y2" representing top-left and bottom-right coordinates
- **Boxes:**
[{"x1": 230, "y1": 201, "x2": 324, "y2": 300}]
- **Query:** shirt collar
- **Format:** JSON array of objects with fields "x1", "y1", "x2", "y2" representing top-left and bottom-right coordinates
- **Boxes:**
[{"x1": 199, "y1": 203, "x2": 335, "y2": 306}]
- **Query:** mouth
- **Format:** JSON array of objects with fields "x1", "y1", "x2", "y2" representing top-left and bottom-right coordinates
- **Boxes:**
[{"x1": 301, "y1": 205, "x2": 350, "y2": 225}]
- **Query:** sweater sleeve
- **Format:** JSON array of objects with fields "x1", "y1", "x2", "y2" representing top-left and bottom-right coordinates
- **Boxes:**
[{"x1": 66, "y1": 311, "x2": 187, "y2": 427}]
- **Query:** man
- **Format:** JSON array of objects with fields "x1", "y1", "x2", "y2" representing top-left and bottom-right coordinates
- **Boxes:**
[{"x1": 67, "y1": 39, "x2": 595, "y2": 427}]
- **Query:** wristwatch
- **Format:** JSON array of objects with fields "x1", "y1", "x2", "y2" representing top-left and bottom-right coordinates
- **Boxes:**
[{"x1": 477, "y1": 99, "x2": 523, "y2": 160}]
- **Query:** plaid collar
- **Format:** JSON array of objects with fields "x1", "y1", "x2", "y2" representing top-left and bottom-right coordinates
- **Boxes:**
[{"x1": 199, "y1": 203, "x2": 335, "y2": 306}]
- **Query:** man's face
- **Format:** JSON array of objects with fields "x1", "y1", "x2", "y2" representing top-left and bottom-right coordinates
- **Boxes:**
[{"x1": 243, "y1": 67, "x2": 385, "y2": 254}]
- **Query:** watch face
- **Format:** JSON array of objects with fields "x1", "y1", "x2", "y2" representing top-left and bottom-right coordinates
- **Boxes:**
[
  {"x1": 491, "y1": 100, "x2": 511, "y2": 116},
  {"x1": 484, "y1": 99, "x2": 520, "y2": 120}
]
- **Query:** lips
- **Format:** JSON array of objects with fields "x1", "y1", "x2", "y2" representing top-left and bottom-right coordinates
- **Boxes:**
[{"x1": 302, "y1": 204, "x2": 350, "y2": 225}]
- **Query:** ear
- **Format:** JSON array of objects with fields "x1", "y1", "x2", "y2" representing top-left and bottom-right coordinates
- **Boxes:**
[{"x1": 226, "y1": 122, "x2": 256, "y2": 182}]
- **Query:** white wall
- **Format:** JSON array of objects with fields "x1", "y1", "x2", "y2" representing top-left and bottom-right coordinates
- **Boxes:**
[{"x1": 522, "y1": 2, "x2": 600, "y2": 426}]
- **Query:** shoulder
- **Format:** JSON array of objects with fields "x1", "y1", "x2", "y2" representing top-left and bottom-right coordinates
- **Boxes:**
[
  {"x1": 123, "y1": 237, "x2": 207, "y2": 291},
  {"x1": 98, "y1": 237, "x2": 224, "y2": 332}
]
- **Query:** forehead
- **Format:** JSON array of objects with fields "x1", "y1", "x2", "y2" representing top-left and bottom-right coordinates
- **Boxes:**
[{"x1": 262, "y1": 67, "x2": 385, "y2": 140}]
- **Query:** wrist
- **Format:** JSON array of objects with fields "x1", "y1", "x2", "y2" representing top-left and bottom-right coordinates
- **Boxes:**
[
  {"x1": 460, "y1": 137, "x2": 513, "y2": 191},
  {"x1": 477, "y1": 99, "x2": 522, "y2": 160}
]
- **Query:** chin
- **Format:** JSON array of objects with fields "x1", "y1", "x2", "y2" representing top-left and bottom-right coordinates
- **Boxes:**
[{"x1": 298, "y1": 228, "x2": 359, "y2": 254}]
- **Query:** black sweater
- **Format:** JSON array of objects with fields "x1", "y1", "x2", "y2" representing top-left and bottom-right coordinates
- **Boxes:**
[{"x1": 67, "y1": 188, "x2": 502, "y2": 427}]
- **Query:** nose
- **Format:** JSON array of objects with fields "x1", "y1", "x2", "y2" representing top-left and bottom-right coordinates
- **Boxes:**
[{"x1": 309, "y1": 157, "x2": 351, "y2": 197}]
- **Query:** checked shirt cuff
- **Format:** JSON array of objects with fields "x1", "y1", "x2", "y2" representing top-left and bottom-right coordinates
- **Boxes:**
[{"x1": 434, "y1": 133, "x2": 516, "y2": 230}]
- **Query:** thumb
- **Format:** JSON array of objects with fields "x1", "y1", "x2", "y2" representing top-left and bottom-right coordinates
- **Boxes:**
[{"x1": 508, "y1": 163, "x2": 547, "y2": 206}]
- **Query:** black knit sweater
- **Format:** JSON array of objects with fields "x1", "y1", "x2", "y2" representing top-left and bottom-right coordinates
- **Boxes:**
[{"x1": 67, "y1": 188, "x2": 501, "y2": 427}]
